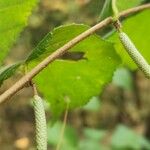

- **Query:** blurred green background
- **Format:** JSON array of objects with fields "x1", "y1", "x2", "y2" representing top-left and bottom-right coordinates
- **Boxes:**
[{"x1": 0, "y1": 0, "x2": 150, "y2": 150}]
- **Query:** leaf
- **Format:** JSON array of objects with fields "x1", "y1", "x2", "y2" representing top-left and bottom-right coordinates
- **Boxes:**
[
  {"x1": 117, "y1": 0, "x2": 144, "y2": 11},
  {"x1": 112, "y1": 67, "x2": 133, "y2": 90},
  {"x1": 79, "y1": 128, "x2": 108, "y2": 150},
  {"x1": 26, "y1": 32, "x2": 52, "y2": 63},
  {"x1": 83, "y1": 96, "x2": 101, "y2": 112},
  {"x1": 79, "y1": 139, "x2": 102, "y2": 150},
  {"x1": 99, "y1": 0, "x2": 112, "y2": 21},
  {"x1": 0, "y1": 62, "x2": 22, "y2": 86},
  {"x1": 26, "y1": 24, "x2": 92, "y2": 63},
  {"x1": 99, "y1": 0, "x2": 143, "y2": 21},
  {"x1": 29, "y1": 24, "x2": 121, "y2": 117},
  {"x1": 47, "y1": 122, "x2": 78, "y2": 150},
  {"x1": 111, "y1": 125, "x2": 150, "y2": 149},
  {"x1": 108, "y1": 10, "x2": 150, "y2": 69},
  {"x1": 83, "y1": 128, "x2": 106, "y2": 141},
  {"x1": 0, "y1": 0, "x2": 38, "y2": 64}
]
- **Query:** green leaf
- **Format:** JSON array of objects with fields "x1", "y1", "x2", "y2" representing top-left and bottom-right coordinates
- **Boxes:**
[
  {"x1": 83, "y1": 97, "x2": 101, "y2": 112},
  {"x1": 0, "y1": 0, "x2": 38, "y2": 64},
  {"x1": 26, "y1": 24, "x2": 92, "y2": 63},
  {"x1": 79, "y1": 135, "x2": 108, "y2": 150},
  {"x1": 99, "y1": 0, "x2": 143, "y2": 21},
  {"x1": 79, "y1": 139, "x2": 102, "y2": 150},
  {"x1": 47, "y1": 122, "x2": 78, "y2": 150},
  {"x1": 26, "y1": 31, "x2": 52, "y2": 63},
  {"x1": 117, "y1": 0, "x2": 144, "y2": 11},
  {"x1": 108, "y1": 10, "x2": 150, "y2": 69},
  {"x1": 30, "y1": 24, "x2": 121, "y2": 117},
  {"x1": 111, "y1": 125, "x2": 150, "y2": 149},
  {"x1": 112, "y1": 67, "x2": 133, "y2": 90},
  {"x1": 0, "y1": 62, "x2": 22, "y2": 86},
  {"x1": 99, "y1": 0, "x2": 112, "y2": 21},
  {"x1": 83, "y1": 128, "x2": 106, "y2": 141},
  {"x1": 79, "y1": 128, "x2": 108, "y2": 150}
]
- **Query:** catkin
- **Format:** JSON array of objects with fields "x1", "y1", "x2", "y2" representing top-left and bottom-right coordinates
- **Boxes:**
[
  {"x1": 119, "y1": 32, "x2": 150, "y2": 78},
  {"x1": 33, "y1": 95, "x2": 47, "y2": 150}
]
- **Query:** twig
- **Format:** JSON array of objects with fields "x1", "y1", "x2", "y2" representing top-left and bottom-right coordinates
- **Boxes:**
[
  {"x1": 112, "y1": 0, "x2": 119, "y2": 20},
  {"x1": 0, "y1": 3, "x2": 150, "y2": 103},
  {"x1": 31, "y1": 81, "x2": 38, "y2": 96},
  {"x1": 55, "y1": 103, "x2": 69, "y2": 150},
  {"x1": 119, "y1": 3, "x2": 150, "y2": 17}
]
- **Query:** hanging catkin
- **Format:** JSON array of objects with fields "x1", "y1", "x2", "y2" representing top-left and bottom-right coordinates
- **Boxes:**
[
  {"x1": 33, "y1": 95, "x2": 47, "y2": 150},
  {"x1": 119, "y1": 32, "x2": 150, "y2": 78}
]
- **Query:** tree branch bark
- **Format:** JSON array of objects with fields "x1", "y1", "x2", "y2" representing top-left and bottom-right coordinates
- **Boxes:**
[{"x1": 0, "y1": 3, "x2": 150, "y2": 104}]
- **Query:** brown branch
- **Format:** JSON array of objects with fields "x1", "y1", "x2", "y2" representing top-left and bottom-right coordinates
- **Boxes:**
[
  {"x1": 119, "y1": 3, "x2": 150, "y2": 17},
  {"x1": 0, "y1": 3, "x2": 150, "y2": 104}
]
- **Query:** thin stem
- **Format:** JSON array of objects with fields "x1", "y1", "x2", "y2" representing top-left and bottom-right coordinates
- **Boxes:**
[
  {"x1": 55, "y1": 103, "x2": 69, "y2": 150},
  {"x1": 112, "y1": 0, "x2": 119, "y2": 20},
  {"x1": 0, "y1": 3, "x2": 150, "y2": 104},
  {"x1": 31, "y1": 82, "x2": 38, "y2": 96}
]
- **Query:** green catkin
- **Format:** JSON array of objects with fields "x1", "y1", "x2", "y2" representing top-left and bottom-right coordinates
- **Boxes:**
[
  {"x1": 33, "y1": 95, "x2": 47, "y2": 150},
  {"x1": 119, "y1": 32, "x2": 150, "y2": 78}
]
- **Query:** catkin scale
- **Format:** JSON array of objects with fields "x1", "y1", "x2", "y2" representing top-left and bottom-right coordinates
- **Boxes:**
[
  {"x1": 119, "y1": 32, "x2": 150, "y2": 78},
  {"x1": 33, "y1": 95, "x2": 47, "y2": 150}
]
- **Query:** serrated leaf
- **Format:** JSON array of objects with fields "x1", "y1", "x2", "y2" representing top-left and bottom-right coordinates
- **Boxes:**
[
  {"x1": 0, "y1": 62, "x2": 22, "y2": 86},
  {"x1": 99, "y1": 0, "x2": 143, "y2": 21},
  {"x1": 26, "y1": 24, "x2": 92, "y2": 63},
  {"x1": 29, "y1": 24, "x2": 121, "y2": 117},
  {"x1": 0, "y1": 0, "x2": 38, "y2": 64},
  {"x1": 108, "y1": 10, "x2": 150, "y2": 69}
]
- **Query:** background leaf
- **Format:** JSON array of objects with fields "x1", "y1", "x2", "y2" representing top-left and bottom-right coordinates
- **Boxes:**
[
  {"x1": 47, "y1": 122, "x2": 78, "y2": 150},
  {"x1": 79, "y1": 128, "x2": 108, "y2": 150},
  {"x1": 111, "y1": 125, "x2": 150, "y2": 149},
  {"x1": 0, "y1": 62, "x2": 22, "y2": 86},
  {"x1": 29, "y1": 24, "x2": 121, "y2": 117},
  {"x1": 112, "y1": 67, "x2": 133, "y2": 90},
  {"x1": 0, "y1": 0, "x2": 38, "y2": 64},
  {"x1": 99, "y1": 0, "x2": 112, "y2": 21},
  {"x1": 83, "y1": 97, "x2": 101, "y2": 112}
]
